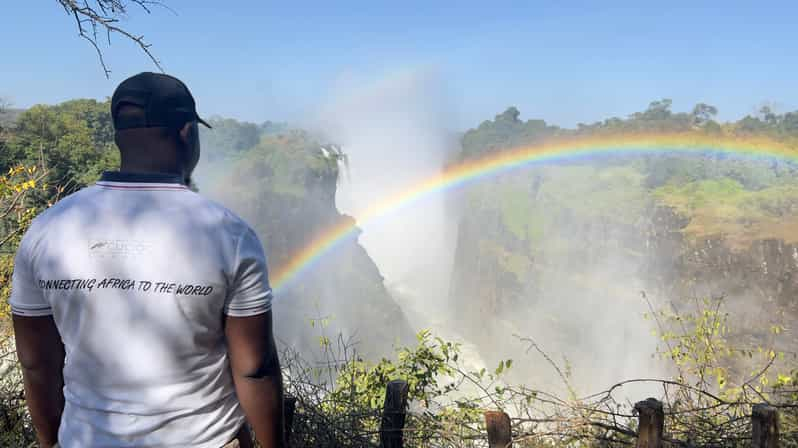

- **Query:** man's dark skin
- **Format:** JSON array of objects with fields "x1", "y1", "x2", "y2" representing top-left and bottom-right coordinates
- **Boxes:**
[{"x1": 13, "y1": 105, "x2": 285, "y2": 448}]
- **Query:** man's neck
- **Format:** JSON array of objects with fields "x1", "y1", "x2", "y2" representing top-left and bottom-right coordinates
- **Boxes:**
[{"x1": 119, "y1": 160, "x2": 182, "y2": 178}]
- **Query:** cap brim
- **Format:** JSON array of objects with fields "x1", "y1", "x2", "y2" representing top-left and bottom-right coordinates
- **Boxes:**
[{"x1": 197, "y1": 116, "x2": 212, "y2": 129}]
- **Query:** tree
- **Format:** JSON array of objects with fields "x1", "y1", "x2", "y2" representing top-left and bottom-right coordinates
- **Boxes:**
[
  {"x1": 56, "y1": 0, "x2": 170, "y2": 76},
  {"x1": 0, "y1": 100, "x2": 8, "y2": 169},
  {"x1": 780, "y1": 111, "x2": 798, "y2": 134},
  {"x1": 495, "y1": 106, "x2": 521, "y2": 123},
  {"x1": 199, "y1": 117, "x2": 261, "y2": 162},
  {"x1": 735, "y1": 115, "x2": 766, "y2": 134},
  {"x1": 640, "y1": 98, "x2": 673, "y2": 121},
  {"x1": 4, "y1": 99, "x2": 118, "y2": 198},
  {"x1": 760, "y1": 105, "x2": 779, "y2": 125},
  {"x1": 691, "y1": 103, "x2": 718, "y2": 126}
]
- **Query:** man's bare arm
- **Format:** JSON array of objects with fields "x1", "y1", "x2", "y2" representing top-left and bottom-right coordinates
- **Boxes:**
[
  {"x1": 13, "y1": 314, "x2": 65, "y2": 448},
  {"x1": 225, "y1": 310, "x2": 285, "y2": 447}
]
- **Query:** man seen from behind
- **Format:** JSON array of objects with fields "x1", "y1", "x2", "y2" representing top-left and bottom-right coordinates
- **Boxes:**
[{"x1": 10, "y1": 72, "x2": 284, "y2": 447}]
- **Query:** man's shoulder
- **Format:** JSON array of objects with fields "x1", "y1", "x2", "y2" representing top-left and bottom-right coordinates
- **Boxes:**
[
  {"x1": 187, "y1": 192, "x2": 256, "y2": 236},
  {"x1": 27, "y1": 185, "x2": 100, "y2": 228},
  {"x1": 17, "y1": 185, "x2": 101, "y2": 252}
]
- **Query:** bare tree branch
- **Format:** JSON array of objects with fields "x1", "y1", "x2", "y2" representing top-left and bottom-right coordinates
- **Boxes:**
[{"x1": 56, "y1": 0, "x2": 172, "y2": 77}]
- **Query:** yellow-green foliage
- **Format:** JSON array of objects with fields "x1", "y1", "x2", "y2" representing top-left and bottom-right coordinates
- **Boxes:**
[
  {"x1": 655, "y1": 178, "x2": 798, "y2": 249},
  {"x1": 0, "y1": 166, "x2": 44, "y2": 446},
  {"x1": 477, "y1": 239, "x2": 532, "y2": 280},
  {"x1": 534, "y1": 165, "x2": 648, "y2": 223},
  {"x1": 0, "y1": 165, "x2": 44, "y2": 325},
  {"x1": 471, "y1": 164, "x2": 648, "y2": 265},
  {"x1": 647, "y1": 297, "x2": 797, "y2": 426},
  {"x1": 640, "y1": 297, "x2": 798, "y2": 447},
  {"x1": 497, "y1": 186, "x2": 541, "y2": 242},
  {"x1": 499, "y1": 166, "x2": 646, "y2": 236}
]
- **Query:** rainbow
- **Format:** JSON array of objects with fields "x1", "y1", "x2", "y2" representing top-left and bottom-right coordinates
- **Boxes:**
[{"x1": 271, "y1": 132, "x2": 798, "y2": 292}]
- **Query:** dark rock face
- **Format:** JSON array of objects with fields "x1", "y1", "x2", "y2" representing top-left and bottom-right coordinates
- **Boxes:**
[
  {"x1": 644, "y1": 205, "x2": 798, "y2": 312},
  {"x1": 640, "y1": 206, "x2": 798, "y2": 356},
  {"x1": 448, "y1": 204, "x2": 524, "y2": 325}
]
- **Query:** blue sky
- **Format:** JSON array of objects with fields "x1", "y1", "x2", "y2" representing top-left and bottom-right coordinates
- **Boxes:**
[{"x1": 2, "y1": 1, "x2": 797, "y2": 130}]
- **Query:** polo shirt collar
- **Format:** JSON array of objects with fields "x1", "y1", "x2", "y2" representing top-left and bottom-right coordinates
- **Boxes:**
[{"x1": 100, "y1": 171, "x2": 184, "y2": 185}]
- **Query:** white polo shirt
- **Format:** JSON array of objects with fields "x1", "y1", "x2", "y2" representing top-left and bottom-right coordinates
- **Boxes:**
[{"x1": 9, "y1": 171, "x2": 272, "y2": 447}]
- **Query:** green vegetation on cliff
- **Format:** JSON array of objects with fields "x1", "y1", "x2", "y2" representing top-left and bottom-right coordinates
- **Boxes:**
[
  {"x1": 456, "y1": 99, "x2": 798, "y2": 261},
  {"x1": 449, "y1": 100, "x2": 798, "y2": 395},
  {"x1": 655, "y1": 179, "x2": 798, "y2": 249}
]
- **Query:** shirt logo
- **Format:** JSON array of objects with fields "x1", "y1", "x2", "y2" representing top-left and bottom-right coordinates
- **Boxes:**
[{"x1": 88, "y1": 239, "x2": 153, "y2": 258}]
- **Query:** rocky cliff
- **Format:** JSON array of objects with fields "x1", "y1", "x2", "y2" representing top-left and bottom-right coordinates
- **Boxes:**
[{"x1": 204, "y1": 129, "x2": 415, "y2": 359}]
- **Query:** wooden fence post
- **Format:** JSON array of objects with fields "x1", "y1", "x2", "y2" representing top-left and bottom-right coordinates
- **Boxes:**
[
  {"x1": 484, "y1": 410, "x2": 512, "y2": 448},
  {"x1": 634, "y1": 398, "x2": 663, "y2": 448},
  {"x1": 284, "y1": 395, "x2": 297, "y2": 445},
  {"x1": 752, "y1": 404, "x2": 779, "y2": 448},
  {"x1": 380, "y1": 379, "x2": 409, "y2": 448}
]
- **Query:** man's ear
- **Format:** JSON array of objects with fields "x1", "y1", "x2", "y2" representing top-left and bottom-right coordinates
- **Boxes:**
[{"x1": 178, "y1": 121, "x2": 194, "y2": 147}]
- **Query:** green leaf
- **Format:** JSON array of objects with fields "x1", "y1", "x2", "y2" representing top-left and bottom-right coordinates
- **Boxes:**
[{"x1": 495, "y1": 360, "x2": 504, "y2": 375}]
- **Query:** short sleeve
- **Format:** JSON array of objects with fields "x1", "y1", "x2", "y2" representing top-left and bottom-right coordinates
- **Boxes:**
[
  {"x1": 9, "y1": 233, "x2": 52, "y2": 317},
  {"x1": 224, "y1": 226, "x2": 272, "y2": 317}
]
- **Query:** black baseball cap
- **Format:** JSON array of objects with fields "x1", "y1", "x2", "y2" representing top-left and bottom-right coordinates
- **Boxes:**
[{"x1": 111, "y1": 72, "x2": 211, "y2": 130}]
